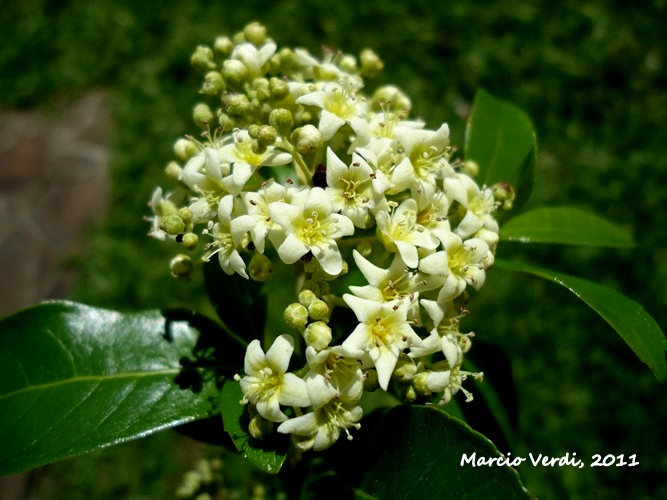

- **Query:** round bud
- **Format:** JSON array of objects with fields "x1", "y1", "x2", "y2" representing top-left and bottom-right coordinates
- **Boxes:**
[
  {"x1": 393, "y1": 356, "x2": 418, "y2": 381},
  {"x1": 213, "y1": 36, "x2": 234, "y2": 57},
  {"x1": 191, "y1": 45, "x2": 216, "y2": 72},
  {"x1": 251, "y1": 78, "x2": 271, "y2": 101},
  {"x1": 462, "y1": 160, "x2": 480, "y2": 177},
  {"x1": 300, "y1": 279, "x2": 321, "y2": 297},
  {"x1": 170, "y1": 254, "x2": 193, "y2": 278},
  {"x1": 248, "y1": 253, "x2": 273, "y2": 282},
  {"x1": 284, "y1": 303, "x2": 308, "y2": 331},
  {"x1": 269, "y1": 77, "x2": 289, "y2": 100},
  {"x1": 193, "y1": 103, "x2": 214, "y2": 129},
  {"x1": 492, "y1": 181, "x2": 515, "y2": 211},
  {"x1": 221, "y1": 93, "x2": 250, "y2": 116},
  {"x1": 217, "y1": 111, "x2": 236, "y2": 132},
  {"x1": 182, "y1": 233, "x2": 199, "y2": 250},
  {"x1": 298, "y1": 289, "x2": 317, "y2": 308},
  {"x1": 161, "y1": 214, "x2": 185, "y2": 235},
  {"x1": 339, "y1": 54, "x2": 358, "y2": 73},
  {"x1": 303, "y1": 321, "x2": 332, "y2": 351},
  {"x1": 291, "y1": 124, "x2": 322, "y2": 155},
  {"x1": 244, "y1": 22, "x2": 267, "y2": 46},
  {"x1": 371, "y1": 85, "x2": 412, "y2": 115},
  {"x1": 359, "y1": 48, "x2": 384, "y2": 78},
  {"x1": 247, "y1": 124, "x2": 261, "y2": 138},
  {"x1": 269, "y1": 108, "x2": 293, "y2": 137},
  {"x1": 174, "y1": 138, "x2": 198, "y2": 161},
  {"x1": 178, "y1": 207, "x2": 193, "y2": 222},
  {"x1": 222, "y1": 59, "x2": 249, "y2": 89},
  {"x1": 356, "y1": 240, "x2": 373, "y2": 257},
  {"x1": 257, "y1": 125, "x2": 277, "y2": 146},
  {"x1": 201, "y1": 71, "x2": 225, "y2": 96},
  {"x1": 165, "y1": 161, "x2": 183, "y2": 180},
  {"x1": 307, "y1": 298, "x2": 329, "y2": 321},
  {"x1": 248, "y1": 413, "x2": 273, "y2": 440}
]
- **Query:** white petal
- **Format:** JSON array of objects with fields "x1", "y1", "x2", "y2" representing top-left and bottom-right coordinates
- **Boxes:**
[
  {"x1": 244, "y1": 339, "x2": 266, "y2": 375},
  {"x1": 265, "y1": 334, "x2": 295, "y2": 373},
  {"x1": 280, "y1": 373, "x2": 311, "y2": 408}
]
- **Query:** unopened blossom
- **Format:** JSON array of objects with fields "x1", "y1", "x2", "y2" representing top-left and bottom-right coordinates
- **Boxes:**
[
  {"x1": 268, "y1": 187, "x2": 354, "y2": 275},
  {"x1": 231, "y1": 42, "x2": 277, "y2": 79},
  {"x1": 236, "y1": 334, "x2": 310, "y2": 422},
  {"x1": 342, "y1": 294, "x2": 422, "y2": 390}
]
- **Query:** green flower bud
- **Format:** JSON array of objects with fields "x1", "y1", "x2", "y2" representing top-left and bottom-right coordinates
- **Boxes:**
[
  {"x1": 182, "y1": 232, "x2": 199, "y2": 250},
  {"x1": 291, "y1": 124, "x2": 322, "y2": 155},
  {"x1": 371, "y1": 85, "x2": 412, "y2": 115},
  {"x1": 193, "y1": 103, "x2": 214, "y2": 129},
  {"x1": 248, "y1": 412, "x2": 273, "y2": 440},
  {"x1": 251, "y1": 78, "x2": 271, "y2": 102},
  {"x1": 303, "y1": 321, "x2": 332, "y2": 351},
  {"x1": 393, "y1": 355, "x2": 418, "y2": 381},
  {"x1": 217, "y1": 111, "x2": 236, "y2": 132},
  {"x1": 201, "y1": 71, "x2": 225, "y2": 96},
  {"x1": 462, "y1": 160, "x2": 480, "y2": 177},
  {"x1": 191, "y1": 45, "x2": 216, "y2": 72},
  {"x1": 248, "y1": 253, "x2": 273, "y2": 281},
  {"x1": 161, "y1": 214, "x2": 185, "y2": 235},
  {"x1": 269, "y1": 77, "x2": 290, "y2": 100},
  {"x1": 492, "y1": 181, "x2": 515, "y2": 211},
  {"x1": 360, "y1": 48, "x2": 384, "y2": 78},
  {"x1": 247, "y1": 124, "x2": 261, "y2": 138},
  {"x1": 269, "y1": 108, "x2": 293, "y2": 137},
  {"x1": 221, "y1": 93, "x2": 250, "y2": 116},
  {"x1": 257, "y1": 125, "x2": 277, "y2": 146},
  {"x1": 340, "y1": 54, "x2": 358, "y2": 72},
  {"x1": 307, "y1": 298, "x2": 329, "y2": 321},
  {"x1": 178, "y1": 207, "x2": 193, "y2": 222},
  {"x1": 251, "y1": 139, "x2": 267, "y2": 155},
  {"x1": 356, "y1": 240, "x2": 373, "y2": 257},
  {"x1": 170, "y1": 254, "x2": 193, "y2": 278},
  {"x1": 174, "y1": 138, "x2": 198, "y2": 162},
  {"x1": 404, "y1": 385, "x2": 418, "y2": 402},
  {"x1": 214, "y1": 36, "x2": 234, "y2": 57},
  {"x1": 298, "y1": 289, "x2": 317, "y2": 308},
  {"x1": 284, "y1": 302, "x2": 308, "y2": 331},
  {"x1": 165, "y1": 161, "x2": 183, "y2": 180},
  {"x1": 244, "y1": 22, "x2": 267, "y2": 46},
  {"x1": 222, "y1": 59, "x2": 249, "y2": 89},
  {"x1": 413, "y1": 372, "x2": 433, "y2": 397},
  {"x1": 300, "y1": 279, "x2": 321, "y2": 297}
]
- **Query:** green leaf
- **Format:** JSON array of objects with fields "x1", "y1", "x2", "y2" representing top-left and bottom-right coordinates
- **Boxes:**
[
  {"x1": 465, "y1": 89, "x2": 537, "y2": 208},
  {"x1": 494, "y1": 259, "x2": 667, "y2": 381},
  {"x1": 356, "y1": 405, "x2": 528, "y2": 499},
  {"x1": 219, "y1": 380, "x2": 289, "y2": 474},
  {"x1": 500, "y1": 206, "x2": 634, "y2": 247},
  {"x1": 0, "y1": 301, "x2": 228, "y2": 476},
  {"x1": 204, "y1": 259, "x2": 266, "y2": 345}
]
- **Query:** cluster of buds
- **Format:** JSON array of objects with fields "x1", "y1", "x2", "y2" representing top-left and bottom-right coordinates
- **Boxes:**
[{"x1": 150, "y1": 22, "x2": 502, "y2": 452}]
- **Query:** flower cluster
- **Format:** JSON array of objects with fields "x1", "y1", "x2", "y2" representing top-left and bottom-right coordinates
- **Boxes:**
[{"x1": 150, "y1": 22, "x2": 503, "y2": 452}]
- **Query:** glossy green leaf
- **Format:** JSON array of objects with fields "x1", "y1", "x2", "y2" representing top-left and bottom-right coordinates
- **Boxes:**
[
  {"x1": 356, "y1": 405, "x2": 528, "y2": 499},
  {"x1": 465, "y1": 89, "x2": 537, "y2": 208},
  {"x1": 494, "y1": 259, "x2": 667, "y2": 381},
  {"x1": 204, "y1": 259, "x2": 266, "y2": 346},
  {"x1": 500, "y1": 206, "x2": 634, "y2": 247},
  {"x1": 0, "y1": 301, "x2": 228, "y2": 476},
  {"x1": 219, "y1": 380, "x2": 289, "y2": 474}
]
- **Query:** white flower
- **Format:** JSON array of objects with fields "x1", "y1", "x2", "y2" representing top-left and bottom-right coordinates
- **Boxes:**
[
  {"x1": 277, "y1": 398, "x2": 363, "y2": 451},
  {"x1": 241, "y1": 179, "x2": 287, "y2": 253},
  {"x1": 392, "y1": 123, "x2": 452, "y2": 199},
  {"x1": 419, "y1": 235, "x2": 493, "y2": 302},
  {"x1": 268, "y1": 187, "x2": 354, "y2": 275},
  {"x1": 218, "y1": 129, "x2": 292, "y2": 193},
  {"x1": 231, "y1": 42, "x2": 277, "y2": 79},
  {"x1": 375, "y1": 198, "x2": 439, "y2": 268},
  {"x1": 236, "y1": 334, "x2": 310, "y2": 422},
  {"x1": 305, "y1": 345, "x2": 365, "y2": 405},
  {"x1": 341, "y1": 294, "x2": 422, "y2": 390},
  {"x1": 325, "y1": 148, "x2": 390, "y2": 228},
  {"x1": 296, "y1": 82, "x2": 369, "y2": 144},
  {"x1": 203, "y1": 195, "x2": 254, "y2": 278}
]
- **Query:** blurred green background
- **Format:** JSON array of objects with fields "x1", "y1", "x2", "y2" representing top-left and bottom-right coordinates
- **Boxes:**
[{"x1": 1, "y1": 0, "x2": 665, "y2": 498}]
